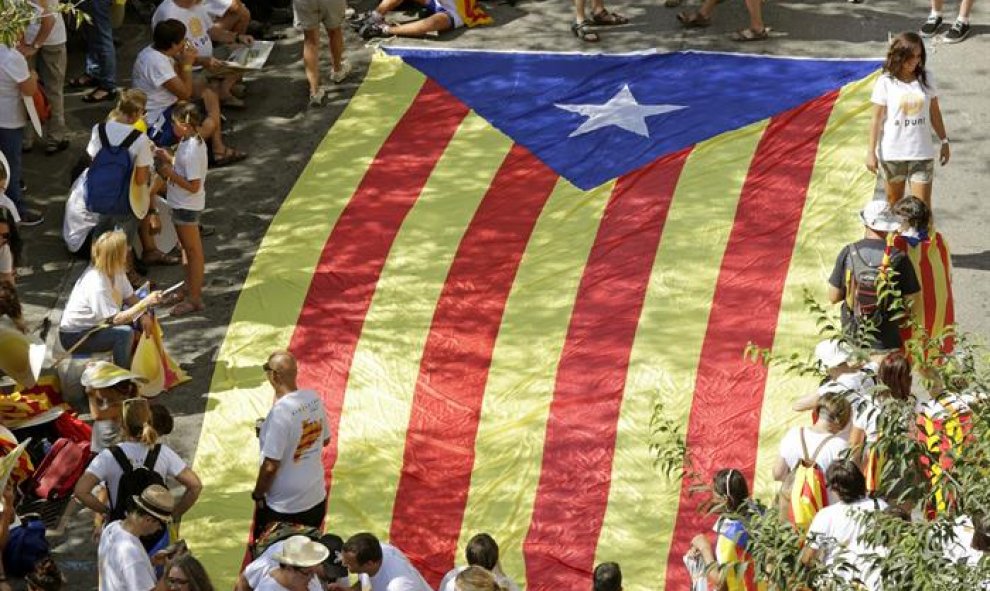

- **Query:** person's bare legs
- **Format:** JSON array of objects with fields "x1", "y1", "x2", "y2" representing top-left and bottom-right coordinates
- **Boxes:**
[
  {"x1": 216, "y1": 0, "x2": 251, "y2": 34},
  {"x1": 958, "y1": 0, "x2": 974, "y2": 19},
  {"x1": 574, "y1": 0, "x2": 587, "y2": 21},
  {"x1": 909, "y1": 181, "x2": 933, "y2": 209},
  {"x1": 375, "y1": 0, "x2": 412, "y2": 17},
  {"x1": 885, "y1": 180, "x2": 907, "y2": 206},
  {"x1": 174, "y1": 223, "x2": 204, "y2": 309},
  {"x1": 196, "y1": 85, "x2": 229, "y2": 155},
  {"x1": 327, "y1": 26, "x2": 344, "y2": 72},
  {"x1": 744, "y1": 0, "x2": 765, "y2": 31},
  {"x1": 385, "y1": 13, "x2": 452, "y2": 36},
  {"x1": 302, "y1": 28, "x2": 322, "y2": 95},
  {"x1": 697, "y1": 0, "x2": 718, "y2": 19}
]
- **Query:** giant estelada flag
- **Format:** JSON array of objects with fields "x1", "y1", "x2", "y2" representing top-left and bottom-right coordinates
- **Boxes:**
[{"x1": 185, "y1": 49, "x2": 882, "y2": 590}]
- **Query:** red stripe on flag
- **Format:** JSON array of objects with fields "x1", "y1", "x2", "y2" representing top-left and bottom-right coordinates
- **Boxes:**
[
  {"x1": 936, "y1": 235, "x2": 955, "y2": 351},
  {"x1": 524, "y1": 150, "x2": 692, "y2": 591},
  {"x1": 919, "y1": 243, "x2": 937, "y2": 331},
  {"x1": 664, "y1": 92, "x2": 839, "y2": 590},
  {"x1": 288, "y1": 79, "x2": 469, "y2": 493},
  {"x1": 389, "y1": 145, "x2": 559, "y2": 586}
]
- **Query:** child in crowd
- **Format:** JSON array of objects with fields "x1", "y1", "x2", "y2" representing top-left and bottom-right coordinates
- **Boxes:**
[{"x1": 154, "y1": 102, "x2": 209, "y2": 316}]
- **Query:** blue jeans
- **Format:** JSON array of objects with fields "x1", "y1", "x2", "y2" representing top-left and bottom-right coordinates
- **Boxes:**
[
  {"x1": 59, "y1": 324, "x2": 135, "y2": 368},
  {"x1": 82, "y1": 0, "x2": 116, "y2": 90},
  {"x1": 0, "y1": 127, "x2": 23, "y2": 212}
]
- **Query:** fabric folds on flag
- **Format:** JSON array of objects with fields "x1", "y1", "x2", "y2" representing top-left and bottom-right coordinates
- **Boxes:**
[{"x1": 184, "y1": 50, "x2": 883, "y2": 591}]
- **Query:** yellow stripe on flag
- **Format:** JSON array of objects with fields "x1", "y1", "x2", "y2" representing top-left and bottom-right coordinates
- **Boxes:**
[
  {"x1": 753, "y1": 74, "x2": 879, "y2": 499},
  {"x1": 595, "y1": 122, "x2": 767, "y2": 589},
  {"x1": 455, "y1": 177, "x2": 613, "y2": 588},
  {"x1": 326, "y1": 112, "x2": 514, "y2": 535},
  {"x1": 185, "y1": 55, "x2": 426, "y2": 589}
]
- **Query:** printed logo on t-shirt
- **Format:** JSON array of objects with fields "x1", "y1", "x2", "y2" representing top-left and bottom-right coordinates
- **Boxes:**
[
  {"x1": 895, "y1": 93, "x2": 927, "y2": 127},
  {"x1": 294, "y1": 419, "x2": 322, "y2": 462},
  {"x1": 188, "y1": 17, "x2": 204, "y2": 37}
]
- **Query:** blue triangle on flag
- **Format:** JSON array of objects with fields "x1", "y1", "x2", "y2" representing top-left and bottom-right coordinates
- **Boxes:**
[{"x1": 384, "y1": 48, "x2": 880, "y2": 190}]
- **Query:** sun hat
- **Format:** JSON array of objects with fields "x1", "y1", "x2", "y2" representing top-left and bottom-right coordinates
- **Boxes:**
[
  {"x1": 80, "y1": 360, "x2": 148, "y2": 389},
  {"x1": 860, "y1": 200, "x2": 900, "y2": 232},
  {"x1": 132, "y1": 484, "x2": 174, "y2": 523},
  {"x1": 815, "y1": 339, "x2": 852, "y2": 369},
  {"x1": 272, "y1": 535, "x2": 331, "y2": 568}
]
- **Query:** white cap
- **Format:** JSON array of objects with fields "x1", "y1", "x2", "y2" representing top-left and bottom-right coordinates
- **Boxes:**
[
  {"x1": 860, "y1": 200, "x2": 900, "y2": 232},
  {"x1": 815, "y1": 339, "x2": 852, "y2": 369}
]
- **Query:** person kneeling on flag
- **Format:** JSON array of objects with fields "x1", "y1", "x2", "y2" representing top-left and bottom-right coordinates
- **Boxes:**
[{"x1": 353, "y1": 0, "x2": 462, "y2": 39}]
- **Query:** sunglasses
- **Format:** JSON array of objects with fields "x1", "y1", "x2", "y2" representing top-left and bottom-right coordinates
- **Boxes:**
[{"x1": 262, "y1": 362, "x2": 278, "y2": 374}]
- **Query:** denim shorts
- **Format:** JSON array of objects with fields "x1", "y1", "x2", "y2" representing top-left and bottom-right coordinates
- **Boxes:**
[
  {"x1": 880, "y1": 159, "x2": 934, "y2": 184},
  {"x1": 172, "y1": 208, "x2": 202, "y2": 226}
]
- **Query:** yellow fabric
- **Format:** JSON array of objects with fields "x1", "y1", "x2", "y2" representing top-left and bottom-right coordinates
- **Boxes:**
[
  {"x1": 130, "y1": 316, "x2": 190, "y2": 397},
  {"x1": 186, "y1": 55, "x2": 880, "y2": 591}
]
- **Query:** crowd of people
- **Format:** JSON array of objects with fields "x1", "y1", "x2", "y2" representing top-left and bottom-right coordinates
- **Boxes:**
[{"x1": 0, "y1": 0, "x2": 983, "y2": 586}]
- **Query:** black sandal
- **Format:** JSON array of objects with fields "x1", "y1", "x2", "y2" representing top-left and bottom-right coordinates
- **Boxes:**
[
  {"x1": 82, "y1": 88, "x2": 118, "y2": 103},
  {"x1": 571, "y1": 20, "x2": 600, "y2": 42}
]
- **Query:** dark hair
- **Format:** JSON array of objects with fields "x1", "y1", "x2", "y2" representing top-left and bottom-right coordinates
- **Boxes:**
[
  {"x1": 0, "y1": 207, "x2": 23, "y2": 267},
  {"x1": 343, "y1": 532, "x2": 383, "y2": 565},
  {"x1": 169, "y1": 554, "x2": 215, "y2": 591},
  {"x1": 883, "y1": 32, "x2": 929, "y2": 88},
  {"x1": 713, "y1": 468, "x2": 749, "y2": 512},
  {"x1": 826, "y1": 460, "x2": 867, "y2": 504},
  {"x1": 465, "y1": 533, "x2": 499, "y2": 571},
  {"x1": 972, "y1": 514, "x2": 990, "y2": 552},
  {"x1": 150, "y1": 403, "x2": 174, "y2": 436},
  {"x1": 25, "y1": 557, "x2": 63, "y2": 591},
  {"x1": 153, "y1": 19, "x2": 187, "y2": 50},
  {"x1": 0, "y1": 281, "x2": 23, "y2": 322},
  {"x1": 878, "y1": 352, "x2": 912, "y2": 401},
  {"x1": 593, "y1": 562, "x2": 622, "y2": 591},
  {"x1": 892, "y1": 195, "x2": 931, "y2": 233}
]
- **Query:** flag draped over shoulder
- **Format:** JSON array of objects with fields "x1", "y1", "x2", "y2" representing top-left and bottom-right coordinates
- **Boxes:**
[
  {"x1": 184, "y1": 50, "x2": 883, "y2": 591},
  {"x1": 455, "y1": 0, "x2": 492, "y2": 27}
]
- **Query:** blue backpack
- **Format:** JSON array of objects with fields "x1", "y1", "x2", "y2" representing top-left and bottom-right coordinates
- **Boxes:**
[{"x1": 85, "y1": 123, "x2": 141, "y2": 216}]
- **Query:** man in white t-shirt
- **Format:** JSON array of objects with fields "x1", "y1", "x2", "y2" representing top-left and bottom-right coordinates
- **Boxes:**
[
  {"x1": 152, "y1": 0, "x2": 253, "y2": 108},
  {"x1": 135, "y1": 19, "x2": 244, "y2": 166},
  {"x1": 802, "y1": 461, "x2": 888, "y2": 591},
  {"x1": 331, "y1": 533, "x2": 432, "y2": 591},
  {"x1": 98, "y1": 484, "x2": 173, "y2": 591},
  {"x1": 437, "y1": 533, "x2": 519, "y2": 591},
  {"x1": 237, "y1": 533, "x2": 349, "y2": 591},
  {"x1": 251, "y1": 351, "x2": 331, "y2": 537}
]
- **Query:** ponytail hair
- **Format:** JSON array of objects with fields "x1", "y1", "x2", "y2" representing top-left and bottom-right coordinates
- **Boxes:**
[
  {"x1": 122, "y1": 398, "x2": 159, "y2": 445},
  {"x1": 713, "y1": 468, "x2": 749, "y2": 513},
  {"x1": 171, "y1": 102, "x2": 204, "y2": 143},
  {"x1": 454, "y1": 566, "x2": 503, "y2": 591},
  {"x1": 109, "y1": 88, "x2": 148, "y2": 122}
]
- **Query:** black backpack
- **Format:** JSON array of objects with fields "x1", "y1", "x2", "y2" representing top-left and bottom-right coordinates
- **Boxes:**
[
  {"x1": 845, "y1": 243, "x2": 904, "y2": 325},
  {"x1": 108, "y1": 444, "x2": 166, "y2": 522},
  {"x1": 84, "y1": 123, "x2": 141, "y2": 216}
]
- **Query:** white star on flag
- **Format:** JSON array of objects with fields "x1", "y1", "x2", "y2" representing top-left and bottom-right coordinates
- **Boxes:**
[{"x1": 555, "y1": 84, "x2": 687, "y2": 138}]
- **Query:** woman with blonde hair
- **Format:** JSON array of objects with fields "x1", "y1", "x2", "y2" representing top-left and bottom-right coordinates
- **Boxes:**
[
  {"x1": 58, "y1": 230, "x2": 162, "y2": 367},
  {"x1": 73, "y1": 397, "x2": 202, "y2": 538},
  {"x1": 455, "y1": 566, "x2": 503, "y2": 591}
]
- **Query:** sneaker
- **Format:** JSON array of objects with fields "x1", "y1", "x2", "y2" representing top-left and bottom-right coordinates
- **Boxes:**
[
  {"x1": 942, "y1": 19, "x2": 970, "y2": 43},
  {"x1": 359, "y1": 21, "x2": 388, "y2": 39},
  {"x1": 45, "y1": 138, "x2": 70, "y2": 155},
  {"x1": 309, "y1": 87, "x2": 328, "y2": 107},
  {"x1": 17, "y1": 208, "x2": 44, "y2": 227},
  {"x1": 331, "y1": 61, "x2": 352, "y2": 83},
  {"x1": 920, "y1": 14, "x2": 943, "y2": 37}
]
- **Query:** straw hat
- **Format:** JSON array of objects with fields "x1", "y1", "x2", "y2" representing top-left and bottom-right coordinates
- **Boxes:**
[
  {"x1": 272, "y1": 536, "x2": 330, "y2": 568},
  {"x1": 132, "y1": 485, "x2": 174, "y2": 523},
  {"x1": 80, "y1": 360, "x2": 147, "y2": 389}
]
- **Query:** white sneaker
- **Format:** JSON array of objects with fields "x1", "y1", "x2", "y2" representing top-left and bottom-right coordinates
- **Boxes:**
[
  {"x1": 331, "y1": 61, "x2": 352, "y2": 83},
  {"x1": 309, "y1": 87, "x2": 327, "y2": 107}
]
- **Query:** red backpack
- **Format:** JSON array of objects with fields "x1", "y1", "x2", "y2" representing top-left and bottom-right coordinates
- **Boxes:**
[{"x1": 25, "y1": 438, "x2": 91, "y2": 500}]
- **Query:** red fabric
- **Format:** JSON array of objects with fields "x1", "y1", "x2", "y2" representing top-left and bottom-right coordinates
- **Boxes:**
[
  {"x1": 27, "y1": 438, "x2": 91, "y2": 500},
  {"x1": 54, "y1": 412, "x2": 94, "y2": 444}
]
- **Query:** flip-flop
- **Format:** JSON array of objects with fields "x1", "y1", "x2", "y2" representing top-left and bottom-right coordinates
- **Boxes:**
[
  {"x1": 212, "y1": 147, "x2": 248, "y2": 168},
  {"x1": 591, "y1": 9, "x2": 629, "y2": 25},
  {"x1": 677, "y1": 10, "x2": 711, "y2": 27},
  {"x1": 142, "y1": 249, "x2": 182, "y2": 266},
  {"x1": 67, "y1": 74, "x2": 97, "y2": 89},
  {"x1": 171, "y1": 301, "x2": 204, "y2": 317},
  {"x1": 82, "y1": 88, "x2": 118, "y2": 103},
  {"x1": 731, "y1": 27, "x2": 770, "y2": 41}
]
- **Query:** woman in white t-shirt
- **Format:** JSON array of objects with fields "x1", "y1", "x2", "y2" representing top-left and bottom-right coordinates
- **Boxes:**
[
  {"x1": 866, "y1": 32, "x2": 950, "y2": 208},
  {"x1": 154, "y1": 102, "x2": 209, "y2": 316},
  {"x1": 774, "y1": 392, "x2": 851, "y2": 506},
  {"x1": 73, "y1": 397, "x2": 202, "y2": 534},
  {"x1": 58, "y1": 230, "x2": 162, "y2": 367}
]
